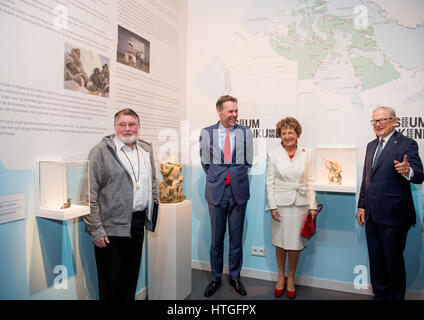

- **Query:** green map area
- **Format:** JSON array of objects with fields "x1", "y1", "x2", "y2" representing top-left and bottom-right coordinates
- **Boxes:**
[
  {"x1": 351, "y1": 56, "x2": 400, "y2": 91},
  {"x1": 268, "y1": 0, "x2": 400, "y2": 90}
]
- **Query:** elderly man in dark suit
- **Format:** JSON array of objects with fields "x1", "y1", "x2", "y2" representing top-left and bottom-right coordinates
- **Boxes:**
[
  {"x1": 199, "y1": 95, "x2": 253, "y2": 297},
  {"x1": 357, "y1": 106, "x2": 424, "y2": 300}
]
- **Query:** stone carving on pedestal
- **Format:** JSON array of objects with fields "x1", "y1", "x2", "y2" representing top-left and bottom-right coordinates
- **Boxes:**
[{"x1": 159, "y1": 157, "x2": 186, "y2": 203}]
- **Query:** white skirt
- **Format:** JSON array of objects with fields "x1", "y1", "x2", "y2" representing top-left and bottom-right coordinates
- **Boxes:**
[{"x1": 271, "y1": 204, "x2": 308, "y2": 250}]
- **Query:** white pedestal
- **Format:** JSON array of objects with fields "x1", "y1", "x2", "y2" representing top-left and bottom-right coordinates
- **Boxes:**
[{"x1": 147, "y1": 200, "x2": 192, "y2": 300}]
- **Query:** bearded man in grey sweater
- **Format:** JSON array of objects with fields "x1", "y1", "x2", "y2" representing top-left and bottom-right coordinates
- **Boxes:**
[{"x1": 84, "y1": 108, "x2": 159, "y2": 300}]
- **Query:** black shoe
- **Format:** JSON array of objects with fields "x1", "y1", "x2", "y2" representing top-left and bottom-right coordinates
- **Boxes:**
[
  {"x1": 229, "y1": 279, "x2": 247, "y2": 296},
  {"x1": 204, "y1": 280, "x2": 221, "y2": 297}
]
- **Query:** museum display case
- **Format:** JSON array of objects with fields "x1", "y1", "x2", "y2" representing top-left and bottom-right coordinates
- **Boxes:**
[
  {"x1": 314, "y1": 146, "x2": 357, "y2": 193},
  {"x1": 37, "y1": 161, "x2": 90, "y2": 220}
]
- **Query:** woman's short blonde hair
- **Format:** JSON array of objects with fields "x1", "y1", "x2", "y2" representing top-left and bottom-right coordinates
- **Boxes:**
[{"x1": 276, "y1": 117, "x2": 302, "y2": 138}]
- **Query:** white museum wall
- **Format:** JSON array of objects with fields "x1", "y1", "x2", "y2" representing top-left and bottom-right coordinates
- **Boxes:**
[{"x1": 0, "y1": 0, "x2": 187, "y2": 299}]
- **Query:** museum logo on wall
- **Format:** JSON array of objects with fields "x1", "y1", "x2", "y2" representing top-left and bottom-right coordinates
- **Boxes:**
[
  {"x1": 396, "y1": 116, "x2": 424, "y2": 140},
  {"x1": 238, "y1": 119, "x2": 278, "y2": 139}
]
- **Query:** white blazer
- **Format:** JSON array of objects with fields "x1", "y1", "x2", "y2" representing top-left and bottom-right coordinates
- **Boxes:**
[{"x1": 266, "y1": 145, "x2": 317, "y2": 210}]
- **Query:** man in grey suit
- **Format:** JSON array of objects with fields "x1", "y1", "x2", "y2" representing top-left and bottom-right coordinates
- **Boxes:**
[{"x1": 199, "y1": 95, "x2": 253, "y2": 297}]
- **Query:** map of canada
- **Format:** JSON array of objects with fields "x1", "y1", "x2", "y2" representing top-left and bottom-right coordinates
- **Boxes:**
[{"x1": 195, "y1": 0, "x2": 424, "y2": 113}]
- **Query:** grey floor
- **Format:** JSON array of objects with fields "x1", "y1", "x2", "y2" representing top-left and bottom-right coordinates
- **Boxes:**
[{"x1": 187, "y1": 269, "x2": 372, "y2": 300}]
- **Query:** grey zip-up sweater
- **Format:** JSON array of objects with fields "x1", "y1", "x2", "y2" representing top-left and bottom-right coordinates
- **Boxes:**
[{"x1": 84, "y1": 134, "x2": 159, "y2": 240}]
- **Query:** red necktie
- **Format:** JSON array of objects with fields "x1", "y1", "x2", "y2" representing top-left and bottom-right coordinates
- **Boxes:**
[{"x1": 224, "y1": 129, "x2": 231, "y2": 185}]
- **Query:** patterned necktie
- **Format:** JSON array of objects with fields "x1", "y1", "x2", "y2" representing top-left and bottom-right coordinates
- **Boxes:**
[
  {"x1": 224, "y1": 129, "x2": 231, "y2": 185},
  {"x1": 372, "y1": 139, "x2": 384, "y2": 168}
]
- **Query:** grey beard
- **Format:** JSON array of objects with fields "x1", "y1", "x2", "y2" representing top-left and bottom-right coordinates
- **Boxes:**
[{"x1": 118, "y1": 134, "x2": 137, "y2": 145}]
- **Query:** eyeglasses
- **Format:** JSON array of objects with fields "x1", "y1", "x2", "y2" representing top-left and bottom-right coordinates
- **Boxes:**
[
  {"x1": 370, "y1": 118, "x2": 393, "y2": 126},
  {"x1": 116, "y1": 122, "x2": 138, "y2": 129}
]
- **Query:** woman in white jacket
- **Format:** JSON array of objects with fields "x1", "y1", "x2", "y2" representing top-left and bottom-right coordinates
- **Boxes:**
[{"x1": 266, "y1": 117, "x2": 318, "y2": 299}]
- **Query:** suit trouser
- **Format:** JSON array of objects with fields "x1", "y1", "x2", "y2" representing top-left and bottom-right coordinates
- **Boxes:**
[
  {"x1": 208, "y1": 185, "x2": 247, "y2": 282},
  {"x1": 365, "y1": 215, "x2": 408, "y2": 300},
  {"x1": 94, "y1": 210, "x2": 145, "y2": 300}
]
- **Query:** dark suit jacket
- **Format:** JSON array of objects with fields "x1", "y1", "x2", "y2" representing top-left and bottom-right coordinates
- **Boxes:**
[
  {"x1": 199, "y1": 122, "x2": 253, "y2": 206},
  {"x1": 358, "y1": 130, "x2": 424, "y2": 228}
]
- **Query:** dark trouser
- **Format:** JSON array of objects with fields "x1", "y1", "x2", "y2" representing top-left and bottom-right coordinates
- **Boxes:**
[
  {"x1": 365, "y1": 215, "x2": 408, "y2": 300},
  {"x1": 94, "y1": 210, "x2": 145, "y2": 300},
  {"x1": 208, "y1": 185, "x2": 247, "y2": 282}
]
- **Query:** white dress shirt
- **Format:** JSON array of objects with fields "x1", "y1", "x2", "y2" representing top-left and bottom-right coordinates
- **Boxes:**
[
  {"x1": 114, "y1": 136, "x2": 148, "y2": 211},
  {"x1": 218, "y1": 122, "x2": 235, "y2": 153}
]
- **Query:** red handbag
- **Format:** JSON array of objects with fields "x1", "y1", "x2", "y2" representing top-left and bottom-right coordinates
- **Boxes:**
[{"x1": 301, "y1": 204, "x2": 323, "y2": 238}]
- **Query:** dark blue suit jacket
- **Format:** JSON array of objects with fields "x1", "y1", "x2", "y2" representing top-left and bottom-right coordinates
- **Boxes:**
[
  {"x1": 358, "y1": 130, "x2": 424, "y2": 228},
  {"x1": 200, "y1": 122, "x2": 253, "y2": 206}
]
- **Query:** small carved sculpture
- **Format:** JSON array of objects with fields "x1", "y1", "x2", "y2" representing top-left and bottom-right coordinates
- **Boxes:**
[
  {"x1": 324, "y1": 159, "x2": 342, "y2": 185},
  {"x1": 61, "y1": 198, "x2": 72, "y2": 209},
  {"x1": 159, "y1": 159, "x2": 186, "y2": 203}
]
